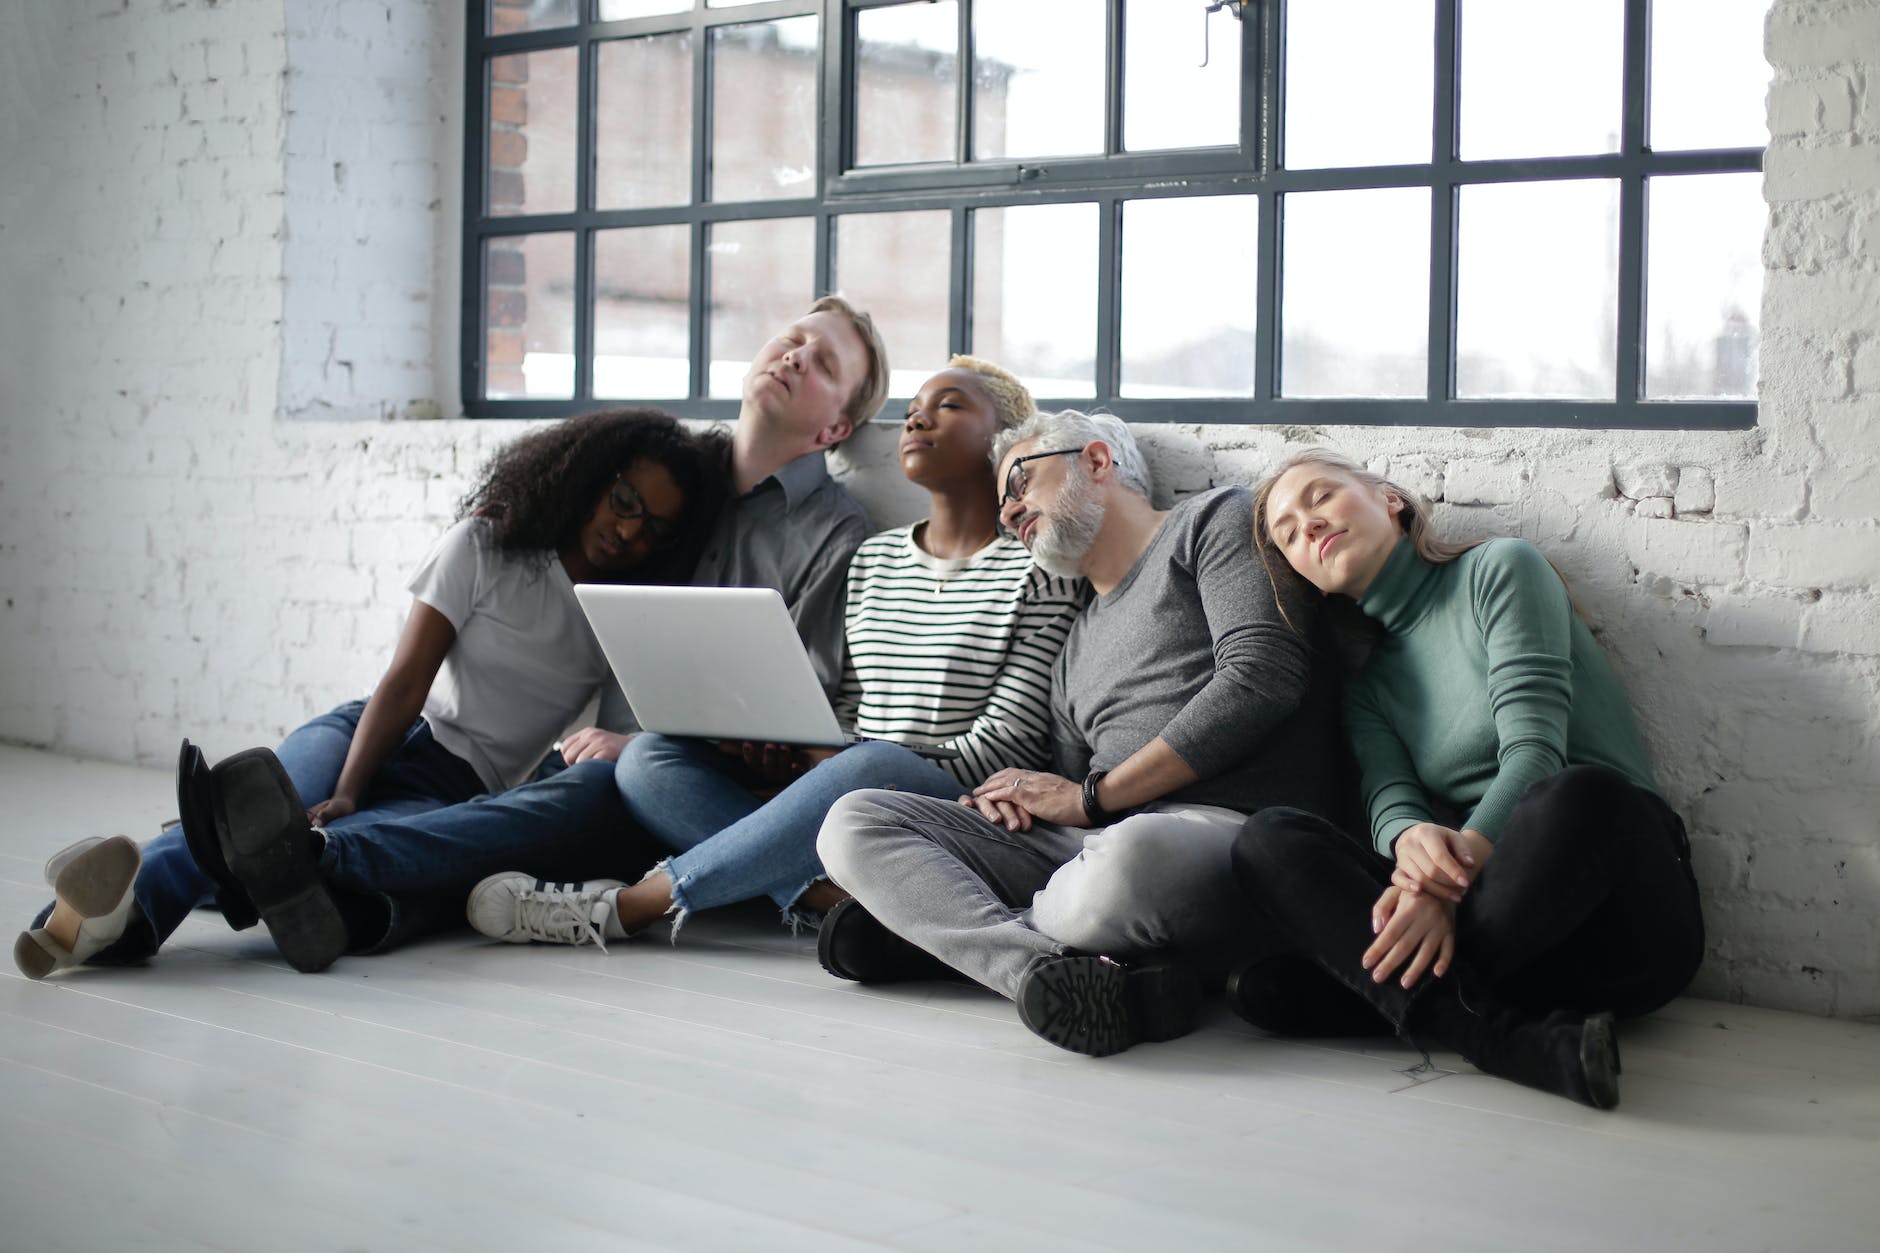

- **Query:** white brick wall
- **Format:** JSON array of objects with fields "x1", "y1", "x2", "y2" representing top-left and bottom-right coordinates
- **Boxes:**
[{"x1": 0, "y1": 0, "x2": 1876, "y2": 1020}]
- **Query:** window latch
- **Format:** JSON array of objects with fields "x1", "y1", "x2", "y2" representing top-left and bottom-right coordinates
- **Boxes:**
[{"x1": 1200, "y1": 0, "x2": 1248, "y2": 69}]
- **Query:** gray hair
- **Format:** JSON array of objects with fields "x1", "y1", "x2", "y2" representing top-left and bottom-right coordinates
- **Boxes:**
[{"x1": 989, "y1": 409, "x2": 1152, "y2": 500}]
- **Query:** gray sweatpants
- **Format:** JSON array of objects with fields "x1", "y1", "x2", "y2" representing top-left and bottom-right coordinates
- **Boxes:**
[{"x1": 817, "y1": 788, "x2": 1263, "y2": 1000}]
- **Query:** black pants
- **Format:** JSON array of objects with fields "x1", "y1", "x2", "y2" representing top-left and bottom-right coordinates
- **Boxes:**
[{"x1": 1231, "y1": 765, "x2": 1706, "y2": 1032}]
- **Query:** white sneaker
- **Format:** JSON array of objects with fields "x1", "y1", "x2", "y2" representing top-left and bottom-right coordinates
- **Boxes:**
[
  {"x1": 14, "y1": 835, "x2": 142, "y2": 980},
  {"x1": 466, "y1": 874, "x2": 627, "y2": 951}
]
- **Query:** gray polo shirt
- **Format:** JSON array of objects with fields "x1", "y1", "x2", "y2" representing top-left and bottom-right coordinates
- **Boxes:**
[
  {"x1": 1049, "y1": 485, "x2": 1340, "y2": 816},
  {"x1": 599, "y1": 450, "x2": 871, "y2": 731}
]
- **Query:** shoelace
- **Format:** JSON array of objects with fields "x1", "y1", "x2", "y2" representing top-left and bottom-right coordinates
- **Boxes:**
[{"x1": 513, "y1": 889, "x2": 611, "y2": 953}]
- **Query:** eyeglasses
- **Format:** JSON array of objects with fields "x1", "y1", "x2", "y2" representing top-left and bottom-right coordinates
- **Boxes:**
[
  {"x1": 1001, "y1": 446, "x2": 1088, "y2": 509},
  {"x1": 607, "y1": 475, "x2": 679, "y2": 548}
]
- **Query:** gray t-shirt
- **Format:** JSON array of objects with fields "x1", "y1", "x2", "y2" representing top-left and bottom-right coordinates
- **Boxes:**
[
  {"x1": 598, "y1": 449, "x2": 871, "y2": 731},
  {"x1": 410, "y1": 518, "x2": 613, "y2": 791},
  {"x1": 1050, "y1": 485, "x2": 1339, "y2": 816}
]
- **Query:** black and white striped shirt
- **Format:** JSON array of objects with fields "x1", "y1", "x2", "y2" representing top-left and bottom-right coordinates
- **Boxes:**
[{"x1": 835, "y1": 525, "x2": 1088, "y2": 787}]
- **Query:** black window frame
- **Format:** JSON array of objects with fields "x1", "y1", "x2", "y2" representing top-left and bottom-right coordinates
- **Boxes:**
[{"x1": 462, "y1": 0, "x2": 1762, "y2": 429}]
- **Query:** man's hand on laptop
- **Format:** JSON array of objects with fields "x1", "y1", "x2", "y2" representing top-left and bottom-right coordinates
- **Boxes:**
[
  {"x1": 558, "y1": 727, "x2": 634, "y2": 764},
  {"x1": 717, "y1": 741, "x2": 840, "y2": 786}
]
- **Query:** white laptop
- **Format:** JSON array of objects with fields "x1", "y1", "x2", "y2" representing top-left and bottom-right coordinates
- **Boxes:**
[{"x1": 574, "y1": 584, "x2": 958, "y2": 759}]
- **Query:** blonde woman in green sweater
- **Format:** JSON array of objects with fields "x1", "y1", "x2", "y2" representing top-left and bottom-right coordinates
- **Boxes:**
[{"x1": 1228, "y1": 449, "x2": 1703, "y2": 1109}]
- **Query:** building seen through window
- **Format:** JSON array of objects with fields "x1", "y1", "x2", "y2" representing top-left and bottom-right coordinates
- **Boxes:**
[{"x1": 466, "y1": 0, "x2": 1768, "y2": 428}]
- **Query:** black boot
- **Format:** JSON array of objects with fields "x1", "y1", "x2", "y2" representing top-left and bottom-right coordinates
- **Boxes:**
[
  {"x1": 208, "y1": 747, "x2": 347, "y2": 973},
  {"x1": 1016, "y1": 955, "x2": 1201, "y2": 1057},
  {"x1": 1225, "y1": 954, "x2": 1394, "y2": 1037},
  {"x1": 177, "y1": 739, "x2": 260, "y2": 930},
  {"x1": 1408, "y1": 983, "x2": 1621, "y2": 1109},
  {"x1": 817, "y1": 898, "x2": 961, "y2": 984}
]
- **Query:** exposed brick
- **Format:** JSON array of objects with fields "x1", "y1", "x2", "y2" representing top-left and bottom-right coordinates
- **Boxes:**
[
  {"x1": 1700, "y1": 589, "x2": 1809, "y2": 649},
  {"x1": 1442, "y1": 457, "x2": 1525, "y2": 506},
  {"x1": 1765, "y1": 140, "x2": 1880, "y2": 201},
  {"x1": 1745, "y1": 524, "x2": 1880, "y2": 589},
  {"x1": 1674, "y1": 466, "x2": 1716, "y2": 515},
  {"x1": 1626, "y1": 515, "x2": 1749, "y2": 585},
  {"x1": 1710, "y1": 465, "x2": 1810, "y2": 520},
  {"x1": 1802, "y1": 594, "x2": 1880, "y2": 654}
]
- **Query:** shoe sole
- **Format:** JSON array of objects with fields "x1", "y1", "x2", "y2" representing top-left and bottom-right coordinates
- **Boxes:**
[
  {"x1": 15, "y1": 835, "x2": 142, "y2": 980},
  {"x1": 1017, "y1": 957, "x2": 1201, "y2": 1057},
  {"x1": 213, "y1": 749, "x2": 346, "y2": 974},
  {"x1": 13, "y1": 930, "x2": 61, "y2": 980},
  {"x1": 180, "y1": 738, "x2": 258, "y2": 930},
  {"x1": 1580, "y1": 1012, "x2": 1621, "y2": 1110}
]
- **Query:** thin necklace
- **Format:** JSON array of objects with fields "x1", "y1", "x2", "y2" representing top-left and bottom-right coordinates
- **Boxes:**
[{"x1": 918, "y1": 523, "x2": 998, "y2": 594}]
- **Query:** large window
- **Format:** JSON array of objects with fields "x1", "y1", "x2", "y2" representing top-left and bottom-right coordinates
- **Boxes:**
[{"x1": 463, "y1": 0, "x2": 1766, "y2": 427}]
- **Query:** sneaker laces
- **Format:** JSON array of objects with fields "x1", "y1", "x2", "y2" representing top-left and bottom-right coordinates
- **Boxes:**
[{"x1": 512, "y1": 888, "x2": 613, "y2": 953}]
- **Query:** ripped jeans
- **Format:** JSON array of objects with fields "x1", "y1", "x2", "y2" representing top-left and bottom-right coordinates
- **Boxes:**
[{"x1": 616, "y1": 734, "x2": 966, "y2": 929}]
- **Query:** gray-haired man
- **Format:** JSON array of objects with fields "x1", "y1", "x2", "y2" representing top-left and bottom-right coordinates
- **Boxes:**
[{"x1": 816, "y1": 410, "x2": 1342, "y2": 1055}]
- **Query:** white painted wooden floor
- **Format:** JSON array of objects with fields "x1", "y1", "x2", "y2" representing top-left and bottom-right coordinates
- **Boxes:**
[{"x1": 2, "y1": 745, "x2": 1876, "y2": 1252}]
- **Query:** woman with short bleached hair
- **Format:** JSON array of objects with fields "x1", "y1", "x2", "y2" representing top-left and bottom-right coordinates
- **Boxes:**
[{"x1": 1228, "y1": 449, "x2": 1704, "y2": 1109}]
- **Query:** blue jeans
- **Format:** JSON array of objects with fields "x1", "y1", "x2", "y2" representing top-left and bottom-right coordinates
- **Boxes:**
[
  {"x1": 103, "y1": 700, "x2": 487, "y2": 961},
  {"x1": 616, "y1": 734, "x2": 967, "y2": 923},
  {"x1": 316, "y1": 756, "x2": 662, "y2": 951}
]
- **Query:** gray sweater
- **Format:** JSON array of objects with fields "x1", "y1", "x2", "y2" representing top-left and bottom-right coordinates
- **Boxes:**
[{"x1": 1050, "y1": 486, "x2": 1340, "y2": 816}]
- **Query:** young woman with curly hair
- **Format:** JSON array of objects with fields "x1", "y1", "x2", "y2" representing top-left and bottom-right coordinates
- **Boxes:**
[
  {"x1": 1227, "y1": 449, "x2": 1703, "y2": 1108},
  {"x1": 16, "y1": 409, "x2": 729, "y2": 978},
  {"x1": 461, "y1": 356, "x2": 1088, "y2": 952}
]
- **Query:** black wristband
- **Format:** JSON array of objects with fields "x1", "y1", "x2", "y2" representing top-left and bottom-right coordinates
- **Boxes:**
[{"x1": 1082, "y1": 769, "x2": 1113, "y2": 826}]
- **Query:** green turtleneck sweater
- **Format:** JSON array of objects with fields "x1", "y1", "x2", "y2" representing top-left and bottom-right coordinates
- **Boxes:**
[{"x1": 1347, "y1": 536, "x2": 1658, "y2": 857}]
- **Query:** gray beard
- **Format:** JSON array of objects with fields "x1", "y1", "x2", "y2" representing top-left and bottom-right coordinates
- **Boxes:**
[{"x1": 1030, "y1": 469, "x2": 1105, "y2": 580}]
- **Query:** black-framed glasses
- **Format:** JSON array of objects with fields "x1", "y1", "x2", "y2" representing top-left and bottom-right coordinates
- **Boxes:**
[
  {"x1": 607, "y1": 475, "x2": 679, "y2": 548},
  {"x1": 1001, "y1": 446, "x2": 1088, "y2": 509}
]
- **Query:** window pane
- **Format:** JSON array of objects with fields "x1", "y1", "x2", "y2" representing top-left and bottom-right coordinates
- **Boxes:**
[
  {"x1": 1120, "y1": 197, "x2": 1257, "y2": 398},
  {"x1": 973, "y1": 0, "x2": 1104, "y2": 161},
  {"x1": 595, "y1": 225, "x2": 691, "y2": 399},
  {"x1": 855, "y1": 2, "x2": 959, "y2": 167},
  {"x1": 1281, "y1": 189, "x2": 1429, "y2": 398},
  {"x1": 707, "y1": 218, "x2": 815, "y2": 397},
  {"x1": 834, "y1": 211, "x2": 950, "y2": 396},
  {"x1": 598, "y1": 0, "x2": 689, "y2": 17},
  {"x1": 596, "y1": 33, "x2": 693, "y2": 210},
  {"x1": 1459, "y1": 0, "x2": 1623, "y2": 160},
  {"x1": 487, "y1": 48, "x2": 577, "y2": 217},
  {"x1": 1284, "y1": 0, "x2": 1433, "y2": 169},
  {"x1": 1456, "y1": 180, "x2": 1619, "y2": 399},
  {"x1": 490, "y1": 0, "x2": 575, "y2": 35},
  {"x1": 710, "y1": 17, "x2": 819, "y2": 201},
  {"x1": 1123, "y1": 5, "x2": 1239, "y2": 151},
  {"x1": 1651, "y1": 0, "x2": 1773, "y2": 151},
  {"x1": 485, "y1": 232, "x2": 575, "y2": 400},
  {"x1": 1646, "y1": 173, "x2": 1762, "y2": 399},
  {"x1": 973, "y1": 204, "x2": 1098, "y2": 398}
]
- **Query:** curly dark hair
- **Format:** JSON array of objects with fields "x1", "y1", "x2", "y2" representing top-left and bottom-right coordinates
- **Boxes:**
[{"x1": 460, "y1": 408, "x2": 731, "y2": 585}]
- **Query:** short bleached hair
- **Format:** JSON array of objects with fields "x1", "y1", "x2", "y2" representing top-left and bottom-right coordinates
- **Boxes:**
[{"x1": 944, "y1": 354, "x2": 1036, "y2": 429}]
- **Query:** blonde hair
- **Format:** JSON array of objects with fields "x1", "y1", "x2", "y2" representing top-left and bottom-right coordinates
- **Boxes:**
[
  {"x1": 945, "y1": 354, "x2": 1036, "y2": 429},
  {"x1": 1252, "y1": 449, "x2": 1479, "y2": 571},
  {"x1": 807, "y1": 294, "x2": 891, "y2": 437},
  {"x1": 1251, "y1": 448, "x2": 1586, "y2": 630},
  {"x1": 1249, "y1": 449, "x2": 1480, "y2": 635}
]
